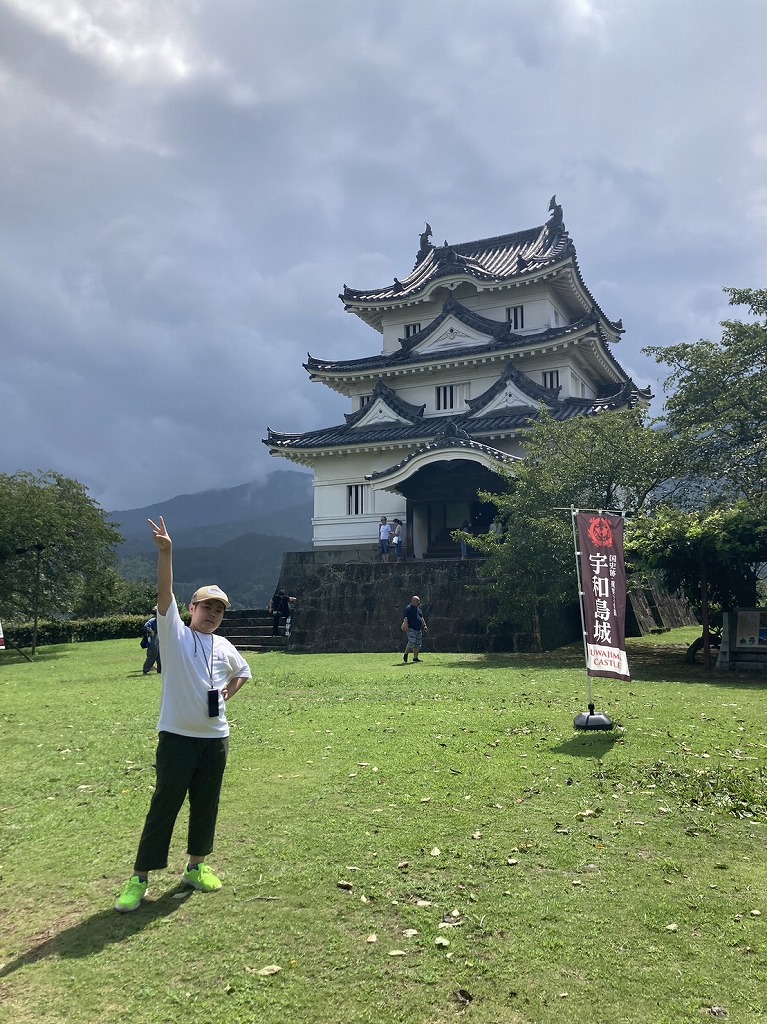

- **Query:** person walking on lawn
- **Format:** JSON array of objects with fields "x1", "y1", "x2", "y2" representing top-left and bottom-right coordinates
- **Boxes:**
[
  {"x1": 402, "y1": 595, "x2": 428, "y2": 663},
  {"x1": 141, "y1": 607, "x2": 161, "y2": 675},
  {"x1": 115, "y1": 516, "x2": 251, "y2": 913}
]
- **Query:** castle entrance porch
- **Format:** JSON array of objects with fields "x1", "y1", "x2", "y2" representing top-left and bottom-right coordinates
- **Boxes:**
[{"x1": 393, "y1": 459, "x2": 509, "y2": 560}]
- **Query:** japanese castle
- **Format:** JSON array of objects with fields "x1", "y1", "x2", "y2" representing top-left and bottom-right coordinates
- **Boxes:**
[{"x1": 264, "y1": 198, "x2": 650, "y2": 560}]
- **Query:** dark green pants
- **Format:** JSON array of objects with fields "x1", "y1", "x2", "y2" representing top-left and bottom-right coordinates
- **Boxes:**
[{"x1": 134, "y1": 731, "x2": 229, "y2": 873}]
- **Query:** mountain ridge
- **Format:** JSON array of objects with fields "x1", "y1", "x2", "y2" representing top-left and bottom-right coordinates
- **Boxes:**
[{"x1": 110, "y1": 469, "x2": 313, "y2": 608}]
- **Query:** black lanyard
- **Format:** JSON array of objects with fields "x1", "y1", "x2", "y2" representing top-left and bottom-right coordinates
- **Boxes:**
[{"x1": 192, "y1": 630, "x2": 215, "y2": 687}]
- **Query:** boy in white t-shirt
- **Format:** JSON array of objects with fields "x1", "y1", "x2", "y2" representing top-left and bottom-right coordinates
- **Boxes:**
[{"x1": 115, "y1": 516, "x2": 251, "y2": 912}]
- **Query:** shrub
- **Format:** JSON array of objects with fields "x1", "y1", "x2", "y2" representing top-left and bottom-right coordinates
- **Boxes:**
[{"x1": 5, "y1": 612, "x2": 191, "y2": 649}]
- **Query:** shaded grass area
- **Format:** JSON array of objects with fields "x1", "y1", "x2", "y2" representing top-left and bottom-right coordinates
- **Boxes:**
[{"x1": 1, "y1": 631, "x2": 766, "y2": 1023}]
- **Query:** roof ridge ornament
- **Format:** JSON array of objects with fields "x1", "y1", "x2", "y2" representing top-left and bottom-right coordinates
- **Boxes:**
[
  {"x1": 547, "y1": 194, "x2": 565, "y2": 231},
  {"x1": 434, "y1": 418, "x2": 471, "y2": 442},
  {"x1": 414, "y1": 222, "x2": 434, "y2": 268},
  {"x1": 542, "y1": 194, "x2": 566, "y2": 248}
]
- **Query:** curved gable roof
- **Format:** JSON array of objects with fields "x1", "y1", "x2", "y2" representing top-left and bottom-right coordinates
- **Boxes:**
[
  {"x1": 339, "y1": 198, "x2": 622, "y2": 335},
  {"x1": 466, "y1": 360, "x2": 560, "y2": 414},
  {"x1": 306, "y1": 302, "x2": 602, "y2": 378},
  {"x1": 341, "y1": 222, "x2": 567, "y2": 304},
  {"x1": 365, "y1": 420, "x2": 517, "y2": 484},
  {"x1": 264, "y1": 364, "x2": 650, "y2": 462},
  {"x1": 344, "y1": 379, "x2": 425, "y2": 426}
]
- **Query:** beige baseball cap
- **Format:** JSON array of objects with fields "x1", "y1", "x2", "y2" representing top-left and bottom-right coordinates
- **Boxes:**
[{"x1": 190, "y1": 584, "x2": 231, "y2": 609}]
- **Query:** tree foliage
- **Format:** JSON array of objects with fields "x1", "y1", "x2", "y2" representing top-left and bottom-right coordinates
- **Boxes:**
[
  {"x1": 626, "y1": 503, "x2": 767, "y2": 612},
  {"x1": 0, "y1": 470, "x2": 123, "y2": 623},
  {"x1": 469, "y1": 408, "x2": 675, "y2": 648},
  {"x1": 73, "y1": 571, "x2": 158, "y2": 619},
  {"x1": 472, "y1": 288, "x2": 767, "y2": 650},
  {"x1": 645, "y1": 287, "x2": 767, "y2": 510}
]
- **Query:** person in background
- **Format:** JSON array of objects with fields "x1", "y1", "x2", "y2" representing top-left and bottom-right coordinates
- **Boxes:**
[
  {"x1": 115, "y1": 516, "x2": 251, "y2": 913},
  {"x1": 459, "y1": 520, "x2": 472, "y2": 560},
  {"x1": 268, "y1": 588, "x2": 294, "y2": 636},
  {"x1": 392, "y1": 518, "x2": 405, "y2": 562},
  {"x1": 141, "y1": 607, "x2": 161, "y2": 675},
  {"x1": 379, "y1": 516, "x2": 392, "y2": 562},
  {"x1": 401, "y1": 595, "x2": 428, "y2": 663},
  {"x1": 285, "y1": 596, "x2": 298, "y2": 638},
  {"x1": 489, "y1": 517, "x2": 504, "y2": 540}
]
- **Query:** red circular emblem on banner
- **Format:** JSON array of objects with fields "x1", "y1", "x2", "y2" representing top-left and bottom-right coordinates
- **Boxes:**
[{"x1": 587, "y1": 516, "x2": 614, "y2": 548}]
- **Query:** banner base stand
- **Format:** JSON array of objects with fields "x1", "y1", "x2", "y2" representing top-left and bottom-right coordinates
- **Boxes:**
[{"x1": 574, "y1": 703, "x2": 614, "y2": 731}]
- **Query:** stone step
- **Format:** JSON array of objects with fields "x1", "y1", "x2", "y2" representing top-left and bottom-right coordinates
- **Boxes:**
[
  {"x1": 216, "y1": 611, "x2": 291, "y2": 653},
  {"x1": 219, "y1": 626, "x2": 284, "y2": 636},
  {"x1": 225, "y1": 641, "x2": 288, "y2": 653},
  {"x1": 236, "y1": 644, "x2": 286, "y2": 653},
  {"x1": 222, "y1": 628, "x2": 285, "y2": 638},
  {"x1": 221, "y1": 617, "x2": 273, "y2": 627}
]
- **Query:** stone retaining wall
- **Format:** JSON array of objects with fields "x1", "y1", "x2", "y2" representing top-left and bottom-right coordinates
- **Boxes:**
[{"x1": 277, "y1": 554, "x2": 580, "y2": 654}]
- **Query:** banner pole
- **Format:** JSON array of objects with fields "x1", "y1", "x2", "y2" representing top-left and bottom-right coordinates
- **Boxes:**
[
  {"x1": 570, "y1": 506, "x2": 594, "y2": 709},
  {"x1": 572, "y1": 508, "x2": 617, "y2": 731}
]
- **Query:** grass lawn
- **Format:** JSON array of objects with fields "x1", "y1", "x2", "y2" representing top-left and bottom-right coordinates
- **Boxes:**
[{"x1": 1, "y1": 629, "x2": 766, "y2": 1024}]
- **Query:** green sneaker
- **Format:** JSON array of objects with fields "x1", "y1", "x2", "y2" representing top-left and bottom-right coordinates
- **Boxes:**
[
  {"x1": 115, "y1": 875, "x2": 148, "y2": 913},
  {"x1": 183, "y1": 863, "x2": 222, "y2": 892}
]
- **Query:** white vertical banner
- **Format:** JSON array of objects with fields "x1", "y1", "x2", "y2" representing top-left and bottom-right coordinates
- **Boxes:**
[{"x1": 576, "y1": 512, "x2": 631, "y2": 682}]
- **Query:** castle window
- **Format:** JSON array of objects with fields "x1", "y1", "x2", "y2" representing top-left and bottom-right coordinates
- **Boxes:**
[
  {"x1": 358, "y1": 394, "x2": 372, "y2": 410},
  {"x1": 542, "y1": 370, "x2": 560, "y2": 390},
  {"x1": 435, "y1": 384, "x2": 455, "y2": 411},
  {"x1": 346, "y1": 484, "x2": 367, "y2": 515},
  {"x1": 506, "y1": 305, "x2": 524, "y2": 330},
  {"x1": 435, "y1": 382, "x2": 470, "y2": 412},
  {"x1": 404, "y1": 322, "x2": 421, "y2": 338}
]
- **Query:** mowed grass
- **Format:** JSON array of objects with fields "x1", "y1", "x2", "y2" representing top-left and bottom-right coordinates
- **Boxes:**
[{"x1": 1, "y1": 631, "x2": 766, "y2": 1024}]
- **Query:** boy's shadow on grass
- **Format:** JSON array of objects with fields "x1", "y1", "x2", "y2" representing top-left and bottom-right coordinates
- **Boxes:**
[{"x1": 0, "y1": 885, "x2": 191, "y2": 979}]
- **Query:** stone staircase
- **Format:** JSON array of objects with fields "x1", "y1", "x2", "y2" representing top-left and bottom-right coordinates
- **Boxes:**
[{"x1": 217, "y1": 609, "x2": 288, "y2": 653}]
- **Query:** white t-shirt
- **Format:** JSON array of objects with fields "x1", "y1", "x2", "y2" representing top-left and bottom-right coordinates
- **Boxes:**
[
  {"x1": 380, "y1": 522, "x2": 391, "y2": 541},
  {"x1": 156, "y1": 601, "x2": 251, "y2": 739}
]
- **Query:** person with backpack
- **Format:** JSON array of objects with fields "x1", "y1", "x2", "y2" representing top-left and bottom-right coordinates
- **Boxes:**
[
  {"x1": 141, "y1": 608, "x2": 161, "y2": 675},
  {"x1": 268, "y1": 588, "x2": 294, "y2": 636}
]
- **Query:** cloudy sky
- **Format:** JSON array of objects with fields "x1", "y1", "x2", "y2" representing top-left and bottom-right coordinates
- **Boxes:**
[{"x1": 2, "y1": 0, "x2": 766, "y2": 512}]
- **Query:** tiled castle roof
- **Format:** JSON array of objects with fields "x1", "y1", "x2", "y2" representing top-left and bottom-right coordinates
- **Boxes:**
[
  {"x1": 365, "y1": 420, "x2": 515, "y2": 482},
  {"x1": 343, "y1": 379, "x2": 425, "y2": 426},
  {"x1": 305, "y1": 301, "x2": 604, "y2": 377},
  {"x1": 339, "y1": 198, "x2": 622, "y2": 334},
  {"x1": 263, "y1": 371, "x2": 651, "y2": 458}
]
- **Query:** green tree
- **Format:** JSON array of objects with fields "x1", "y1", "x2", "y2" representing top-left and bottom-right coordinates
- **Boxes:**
[
  {"x1": 72, "y1": 570, "x2": 158, "y2": 618},
  {"x1": 626, "y1": 502, "x2": 767, "y2": 667},
  {"x1": 0, "y1": 471, "x2": 123, "y2": 648},
  {"x1": 468, "y1": 408, "x2": 674, "y2": 649},
  {"x1": 645, "y1": 287, "x2": 767, "y2": 509}
]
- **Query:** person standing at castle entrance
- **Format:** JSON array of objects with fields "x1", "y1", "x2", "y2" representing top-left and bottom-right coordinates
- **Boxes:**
[
  {"x1": 379, "y1": 516, "x2": 392, "y2": 562},
  {"x1": 392, "y1": 518, "x2": 405, "y2": 561}
]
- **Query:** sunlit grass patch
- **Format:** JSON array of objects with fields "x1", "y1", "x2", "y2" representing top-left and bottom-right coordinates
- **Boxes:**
[{"x1": 1, "y1": 633, "x2": 766, "y2": 1024}]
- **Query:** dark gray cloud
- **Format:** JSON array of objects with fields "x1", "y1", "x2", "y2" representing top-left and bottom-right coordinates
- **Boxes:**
[{"x1": 1, "y1": 0, "x2": 766, "y2": 509}]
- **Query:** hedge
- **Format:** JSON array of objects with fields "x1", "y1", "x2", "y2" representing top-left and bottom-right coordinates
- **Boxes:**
[{"x1": 5, "y1": 613, "x2": 191, "y2": 649}]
